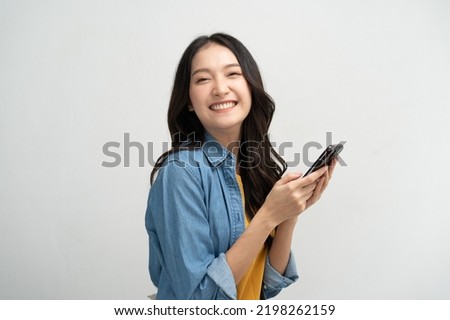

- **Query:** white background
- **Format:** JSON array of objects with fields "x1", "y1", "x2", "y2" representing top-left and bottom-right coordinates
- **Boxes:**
[{"x1": 1, "y1": 0, "x2": 449, "y2": 299}]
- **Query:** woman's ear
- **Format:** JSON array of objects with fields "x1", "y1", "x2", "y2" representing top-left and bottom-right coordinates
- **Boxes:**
[{"x1": 188, "y1": 104, "x2": 194, "y2": 112}]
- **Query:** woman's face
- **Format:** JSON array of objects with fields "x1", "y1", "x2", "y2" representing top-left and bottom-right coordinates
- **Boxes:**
[{"x1": 189, "y1": 43, "x2": 252, "y2": 143}]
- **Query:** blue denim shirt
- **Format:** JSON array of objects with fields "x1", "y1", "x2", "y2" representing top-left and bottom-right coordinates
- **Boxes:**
[{"x1": 145, "y1": 133, "x2": 298, "y2": 299}]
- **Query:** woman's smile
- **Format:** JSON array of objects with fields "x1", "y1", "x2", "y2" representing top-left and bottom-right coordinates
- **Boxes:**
[{"x1": 209, "y1": 100, "x2": 237, "y2": 111}]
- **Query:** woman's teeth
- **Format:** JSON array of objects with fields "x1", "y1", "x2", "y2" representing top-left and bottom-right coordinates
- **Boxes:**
[{"x1": 210, "y1": 102, "x2": 236, "y2": 110}]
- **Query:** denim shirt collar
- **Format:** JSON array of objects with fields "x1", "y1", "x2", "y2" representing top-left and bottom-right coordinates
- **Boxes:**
[{"x1": 202, "y1": 132, "x2": 236, "y2": 168}]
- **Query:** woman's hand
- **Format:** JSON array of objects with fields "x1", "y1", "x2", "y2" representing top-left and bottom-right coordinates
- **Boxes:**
[
  {"x1": 227, "y1": 159, "x2": 337, "y2": 284},
  {"x1": 260, "y1": 165, "x2": 329, "y2": 227},
  {"x1": 263, "y1": 159, "x2": 337, "y2": 276}
]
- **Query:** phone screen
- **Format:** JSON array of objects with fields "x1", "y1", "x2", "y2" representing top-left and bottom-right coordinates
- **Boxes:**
[{"x1": 303, "y1": 144, "x2": 343, "y2": 176}]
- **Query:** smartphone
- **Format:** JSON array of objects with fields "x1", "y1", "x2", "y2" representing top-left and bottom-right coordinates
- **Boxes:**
[{"x1": 303, "y1": 144, "x2": 344, "y2": 176}]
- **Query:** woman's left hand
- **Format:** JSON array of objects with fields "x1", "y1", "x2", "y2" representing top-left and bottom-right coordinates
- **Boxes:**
[{"x1": 305, "y1": 158, "x2": 337, "y2": 209}]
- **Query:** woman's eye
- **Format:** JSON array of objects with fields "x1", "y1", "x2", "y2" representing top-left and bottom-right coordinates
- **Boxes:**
[
  {"x1": 195, "y1": 77, "x2": 209, "y2": 84},
  {"x1": 228, "y1": 72, "x2": 242, "y2": 77}
]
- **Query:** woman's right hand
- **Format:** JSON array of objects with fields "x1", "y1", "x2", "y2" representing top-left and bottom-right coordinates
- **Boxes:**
[{"x1": 260, "y1": 166, "x2": 328, "y2": 227}]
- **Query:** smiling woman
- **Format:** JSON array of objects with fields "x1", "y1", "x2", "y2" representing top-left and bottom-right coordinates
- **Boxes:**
[
  {"x1": 145, "y1": 33, "x2": 337, "y2": 300},
  {"x1": 188, "y1": 43, "x2": 252, "y2": 147}
]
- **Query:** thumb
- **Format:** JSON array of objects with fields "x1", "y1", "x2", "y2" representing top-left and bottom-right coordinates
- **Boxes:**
[{"x1": 276, "y1": 172, "x2": 302, "y2": 185}]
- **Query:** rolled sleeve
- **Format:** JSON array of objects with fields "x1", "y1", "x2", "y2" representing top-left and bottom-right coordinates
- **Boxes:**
[
  {"x1": 206, "y1": 253, "x2": 237, "y2": 299},
  {"x1": 263, "y1": 252, "x2": 299, "y2": 299}
]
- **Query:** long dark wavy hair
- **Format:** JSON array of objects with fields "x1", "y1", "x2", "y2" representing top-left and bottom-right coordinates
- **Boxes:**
[{"x1": 151, "y1": 33, "x2": 287, "y2": 223}]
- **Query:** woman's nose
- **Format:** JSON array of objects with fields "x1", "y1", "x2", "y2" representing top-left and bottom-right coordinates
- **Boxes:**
[{"x1": 212, "y1": 78, "x2": 230, "y2": 96}]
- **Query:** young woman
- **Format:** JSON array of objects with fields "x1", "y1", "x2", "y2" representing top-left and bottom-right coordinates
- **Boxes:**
[{"x1": 145, "y1": 33, "x2": 336, "y2": 300}]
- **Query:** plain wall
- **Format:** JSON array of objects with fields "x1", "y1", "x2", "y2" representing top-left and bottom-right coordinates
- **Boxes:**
[{"x1": 1, "y1": 0, "x2": 449, "y2": 299}]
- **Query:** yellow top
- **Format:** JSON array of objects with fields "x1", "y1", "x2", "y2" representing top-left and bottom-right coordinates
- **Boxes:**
[{"x1": 235, "y1": 175, "x2": 267, "y2": 300}]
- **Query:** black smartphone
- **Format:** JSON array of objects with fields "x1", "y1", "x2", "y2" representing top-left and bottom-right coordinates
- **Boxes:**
[{"x1": 303, "y1": 144, "x2": 344, "y2": 176}]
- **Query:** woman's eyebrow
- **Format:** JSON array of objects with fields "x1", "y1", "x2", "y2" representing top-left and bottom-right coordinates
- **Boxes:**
[
  {"x1": 224, "y1": 63, "x2": 241, "y2": 69},
  {"x1": 191, "y1": 68, "x2": 210, "y2": 77},
  {"x1": 191, "y1": 63, "x2": 241, "y2": 77}
]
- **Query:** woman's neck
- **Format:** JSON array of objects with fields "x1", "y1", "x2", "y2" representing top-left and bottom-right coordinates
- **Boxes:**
[{"x1": 207, "y1": 130, "x2": 241, "y2": 158}]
